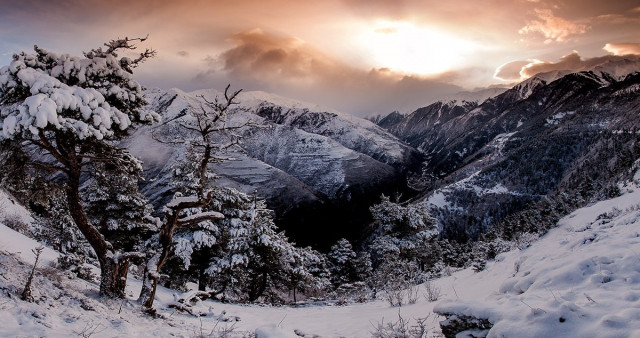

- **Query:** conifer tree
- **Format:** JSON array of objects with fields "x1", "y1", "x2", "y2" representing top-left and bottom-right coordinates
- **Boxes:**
[{"x1": 0, "y1": 37, "x2": 159, "y2": 298}]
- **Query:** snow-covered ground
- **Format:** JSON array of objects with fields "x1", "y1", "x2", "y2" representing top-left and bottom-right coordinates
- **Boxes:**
[{"x1": 1, "y1": 173, "x2": 640, "y2": 337}]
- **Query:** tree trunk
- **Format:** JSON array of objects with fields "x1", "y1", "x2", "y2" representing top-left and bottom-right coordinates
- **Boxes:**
[
  {"x1": 99, "y1": 257, "x2": 130, "y2": 298},
  {"x1": 66, "y1": 170, "x2": 127, "y2": 298},
  {"x1": 198, "y1": 265, "x2": 208, "y2": 291},
  {"x1": 248, "y1": 271, "x2": 268, "y2": 302},
  {"x1": 138, "y1": 267, "x2": 158, "y2": 308},
  {"x1": 139, "y1": 236, "x2": 173, "y2": 308}
]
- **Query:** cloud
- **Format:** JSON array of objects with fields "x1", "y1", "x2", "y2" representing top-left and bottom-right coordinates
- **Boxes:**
[
  {"x1": 197, "y1": 29, "x2": 464, "y2": 116},
  {"x1": 519, "y1": 9, "x2": 589, "y2": 43},
  {"x1": 176, "y1": 50, "x2": 189, "y2": 57},
  {"x1": 217, "y1": 28, "x2": 339, "y2": 82},
  {"x1": 493, "y1": 51, "x2": 640, "y2": 81},
  {"x1": 494, "y1": 61, "x2": 532, "y2": 81},
  {"x1": 603, "y1": 43, "x2": 640, "y2": 55},
  {"x1": 594, "y1": 14, "x2": 640, "y2": 25}
]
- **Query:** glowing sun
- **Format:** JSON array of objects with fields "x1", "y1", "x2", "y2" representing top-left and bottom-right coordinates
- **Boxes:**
[{"x1": 359, "y1": 21, "x2": 478, "y2": 75}]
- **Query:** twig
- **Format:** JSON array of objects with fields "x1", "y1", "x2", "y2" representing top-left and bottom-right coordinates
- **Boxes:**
[
  {"x1": 278, "y1": 314, "x2": 287, "y2": 327},
  {"x1": 584, "y1": 293, "x2": 597, "y2": 303}
]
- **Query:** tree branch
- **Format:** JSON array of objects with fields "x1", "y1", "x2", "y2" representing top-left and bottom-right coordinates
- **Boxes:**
[{"x1": 176, "y1": 211, "x2": 224, "y2": 228}]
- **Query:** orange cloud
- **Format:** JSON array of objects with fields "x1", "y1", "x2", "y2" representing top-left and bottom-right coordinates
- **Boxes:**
[
  {"x1": 218, "y1": 28, "x2": 342, "y2": 83},
  {"x1": 603, "y1": 43, "x2": 640, "y2": 56},
  {"x1": 519, "y1": 9, "x2": 589, "y2": 43},
  {"x1": 198, "y1": 29, "x2": 463, "y2": 116},
  {"x1": 494, "y1": 61, "x2": 531, "y2": 81},
  {"x1": 494, "y1": 51, "x2": 640, "y2": 81}
]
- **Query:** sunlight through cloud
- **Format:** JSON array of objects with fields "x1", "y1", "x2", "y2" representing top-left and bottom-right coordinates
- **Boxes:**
[{"x1": 358, "y1": 21, "x2": 479, "y2": 76}]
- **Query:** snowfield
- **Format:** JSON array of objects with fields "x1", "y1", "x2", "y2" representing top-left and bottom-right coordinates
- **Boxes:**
[{"x1": 1, "y1": 174, "x2": 640, "y2": 337}]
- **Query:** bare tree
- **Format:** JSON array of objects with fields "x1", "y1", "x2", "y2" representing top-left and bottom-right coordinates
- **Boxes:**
[{"x1": 139, "y1": 85, "x2": 252, "y2": 308}]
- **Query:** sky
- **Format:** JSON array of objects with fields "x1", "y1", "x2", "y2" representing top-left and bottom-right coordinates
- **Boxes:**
[{"x1": 1, "y1": 0, "x2": 639, "y2": 117}]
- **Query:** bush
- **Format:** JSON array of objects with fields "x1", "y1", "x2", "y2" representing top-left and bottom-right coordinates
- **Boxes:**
[
  {"x1": 423, "y1": 280, "x2": 441, "y2": 302},
  {"x1": 372, "y1": 311, "x2": 432, "y2": 338},
  {"x1": 2, "y1": 213, "x2": 30, "y2": 234},
  {"x1": 57, "y1": 254, "x2": 96, "y2": 282}
]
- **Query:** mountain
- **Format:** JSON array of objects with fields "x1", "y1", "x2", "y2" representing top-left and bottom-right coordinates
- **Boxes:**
[
  {"x1": 130, "y1": 88, "x2": 421, "y2": 248},
  {"x1": 377, "y1": 61, "x2": 640, "y2": 241}
]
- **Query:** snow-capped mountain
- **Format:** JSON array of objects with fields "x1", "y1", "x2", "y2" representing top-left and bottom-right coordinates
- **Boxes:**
[
  {"x1": 131, "y1": 88, "x2": 421, "y2": 248},
  {"x1": 377, "y1": 60, "x2": 640, "y2": 240}
]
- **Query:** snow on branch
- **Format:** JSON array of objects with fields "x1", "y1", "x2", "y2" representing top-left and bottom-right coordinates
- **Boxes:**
[
  {"x1": 177, "y1": 211, "x2": 224, "y2": 228},
  {"x1": 0, "y1": 40, "x2": 160, "y2": 141}
]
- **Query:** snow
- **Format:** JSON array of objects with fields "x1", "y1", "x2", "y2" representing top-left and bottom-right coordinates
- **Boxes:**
[
  {"x1": 0, "y1": 191, "x2": 58, "y2": 266},
  {"x1": 426, "y1": 191, "x2": 450, "y2": 209},
  {"x1": 255, "y1": 324, "x2": 300, "y2": 338},
  {"x1": 177, "y1": 210, "x2": 224, "y2": 223},
  {"x1": 436, "y1": 180, "x2": 640, "y2": 337},
  {"x1": 546, "y1": 111, "x2": 576, "y2": 125},
  {"x1": 0, "y1": 46, "x2": 160, "y2": 141},
  {"x1": 1, "y1": 178, "x2": 640, "y2": 336}
]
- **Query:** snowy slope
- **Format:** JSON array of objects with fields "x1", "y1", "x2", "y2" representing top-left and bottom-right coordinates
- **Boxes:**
[
  {"x1": 436, "y1": 175, "x2": 640, "y2": 337},
  {"x1": 3, "y1": 173, "x2": 640, "y2": 336}
]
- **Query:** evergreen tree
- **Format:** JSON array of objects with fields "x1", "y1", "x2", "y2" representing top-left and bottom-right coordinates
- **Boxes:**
[
  {"x1": 0, "y1": 37, "x2": 159, "y2": 298},
  {"x1": 327, "y1": 238, "x2": 358, "y2": 287},
  {"x1": 368, "y1": 195, "x2": 439, "y2": 270}
]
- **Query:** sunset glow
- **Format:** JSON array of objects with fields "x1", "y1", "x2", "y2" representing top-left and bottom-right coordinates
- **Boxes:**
[
  {"x1": 359, "y1": 21, "x2": 479, "y2": 75},
  {"x1": 0, "y1": 0, "x2": 639, "y2": 116}
]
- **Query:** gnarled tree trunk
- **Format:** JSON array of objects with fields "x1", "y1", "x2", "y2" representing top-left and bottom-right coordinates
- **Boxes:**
[{"x1": 66, "y1": 166, "x2": 129, "y2": 298}]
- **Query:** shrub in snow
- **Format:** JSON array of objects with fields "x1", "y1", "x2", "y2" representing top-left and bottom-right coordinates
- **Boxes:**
[
  {"x1": 437, "y1": 312, "x2": 492, "y2": 338},
  {"x1": 56, "y1": 253, "x2": 96, "y2": 282},
  {"x1": 423, "y1": 280, "x2": 441, "y2": 302},
  {"x1": 371, "y1": 312, "x2": 432, "y2": 338},
  {"x1": 1, "y1": 212, "x2": 30, "y2": 234}
]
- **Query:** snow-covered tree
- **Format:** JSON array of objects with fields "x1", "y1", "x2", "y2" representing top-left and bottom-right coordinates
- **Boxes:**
[
  {"x1": 139, "y1": 85, "x2": 253, "y2": 308},
  {"x1": 160, "y1": 187, "x2": 324, "y2": 304},
  {"x1": 83, "y1": 166, "x2": 156, "y2": 253},
  {"x1": 0, "y1": 38, "x2": 160, "y2": 298},
  {"x1": 327, "y1": 238, "x2": 357, "y2": 287},
  {"x1": 368, "y1": 195, "x2": 439, "y2": 273}
]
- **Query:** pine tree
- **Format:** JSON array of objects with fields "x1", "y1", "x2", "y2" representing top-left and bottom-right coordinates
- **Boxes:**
[
  {"x1": 327, "y1": 238, "x2": 358, "y2": 287},
  {"x1": 160, "y1": 187, "x2": 319, "y2": 304},
  {"x1": 0, "y1": 37, "x2": 159, "y2": 298},
  {"x1": 368, "y1": 195, "x2": 439, "y2": 269}
]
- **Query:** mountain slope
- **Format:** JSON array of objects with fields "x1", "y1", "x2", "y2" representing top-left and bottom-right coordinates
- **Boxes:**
[
  {"x1": 378, "y1": 62, "x2": 640, "y2": 240},
  {"x1": 131, "y1": 88, "x2": 420, "y2": 248}
]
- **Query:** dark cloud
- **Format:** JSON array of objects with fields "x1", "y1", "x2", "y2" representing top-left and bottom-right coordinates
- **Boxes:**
[{"x1": 198, "y1": 29, "x2": 463, "y2": 116}]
